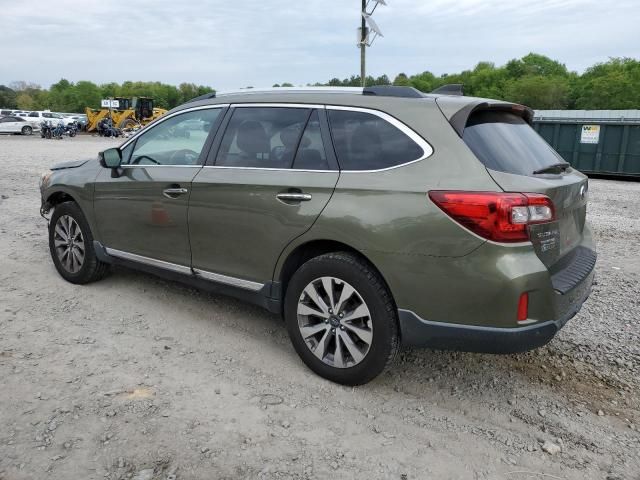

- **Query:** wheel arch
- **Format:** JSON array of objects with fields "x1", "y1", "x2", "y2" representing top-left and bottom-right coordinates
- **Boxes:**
[
  {"x1": 44, "y1": 189, "x2": 78, "y2": 211},
  {"x1": 274, "y1": 239, "x2": 396, "y2": 313}
]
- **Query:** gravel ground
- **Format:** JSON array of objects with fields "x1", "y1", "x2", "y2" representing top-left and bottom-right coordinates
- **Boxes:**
[{"x1": 0, "y1": 134, "x2": 639, "y2": 480}]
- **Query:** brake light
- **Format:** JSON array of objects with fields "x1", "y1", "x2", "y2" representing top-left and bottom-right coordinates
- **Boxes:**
[{"x1": 428, "y1": 191, "x2": 555, "y2": 243}]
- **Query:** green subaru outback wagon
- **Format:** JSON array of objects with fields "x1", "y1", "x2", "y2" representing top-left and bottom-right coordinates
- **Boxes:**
[{"x1": 40, "y1": 86, "x2": 596, "y2": 385}]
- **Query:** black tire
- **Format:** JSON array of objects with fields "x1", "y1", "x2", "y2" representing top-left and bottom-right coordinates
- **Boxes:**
[
  {"x1": 48, "y1": 201, "x2": 110, "y2": 284},
  {"x1": 45, "y1": 130, "x2": 52, "y2": 139},
  {"x1": 284, "y1": 252, "x2": 399, "y2": 385},
  {"x1": 118, "y1": 118, "x2": 138, "y2": 129},
  {"x1": 21, "y1": 125, "x2": 32, "y2": 135}
]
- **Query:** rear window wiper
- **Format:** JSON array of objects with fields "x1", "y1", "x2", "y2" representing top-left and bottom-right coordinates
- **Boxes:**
[{"x1": 533, "y1": 162, "x2": 570, "y2": 175}]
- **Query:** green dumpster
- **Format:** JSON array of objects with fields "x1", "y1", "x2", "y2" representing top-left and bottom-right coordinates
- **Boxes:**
[{"x1": 533, "y1": 111, "x2": 640, "y2": 177}]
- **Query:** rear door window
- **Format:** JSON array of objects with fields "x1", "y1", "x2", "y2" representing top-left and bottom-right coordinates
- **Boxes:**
[
  {"x1": 292, "y1": 110, "x2": 329, "y2": 170},
  {"x1": 327, "y1": 109, "x2": 424, "y2": 170},
  {"x1": 463, "y1": 111, "x2": 565, "y2": 176},
  {"x1": 216, "y1": 107, "x2": 311, "y2": 168}
]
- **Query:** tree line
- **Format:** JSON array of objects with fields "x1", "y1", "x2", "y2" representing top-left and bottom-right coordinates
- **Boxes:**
[
  {"x1": 0, "y1": 81, "x2": 214, "y2": 113},
  {"x1": 1, "y1": 54, "x2": 638, "y2": 113}
]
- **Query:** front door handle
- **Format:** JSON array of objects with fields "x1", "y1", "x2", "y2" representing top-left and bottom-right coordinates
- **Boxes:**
[
  {"x1": 163, "y1": 187, "x2": 189, "y2": 199},
  {"x1": 276, "y1": 192, "x2": 312, "y2": 202}
]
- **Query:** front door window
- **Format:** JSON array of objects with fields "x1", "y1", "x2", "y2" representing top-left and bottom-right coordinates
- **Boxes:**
[{"x1": 127, "y1": 108, "x2": 222, "y2": 166}]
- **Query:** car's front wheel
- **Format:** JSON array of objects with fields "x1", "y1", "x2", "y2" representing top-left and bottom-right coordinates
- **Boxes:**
[
  {"x1": 284, "y1": 252, "x2": 399, "y2": 385},
  {"x1": 48, "y1": 201, "x2": 110, "y2": 284},
  {"x1": 21, "y1": 125, "x2": 32, "y2": 135}
]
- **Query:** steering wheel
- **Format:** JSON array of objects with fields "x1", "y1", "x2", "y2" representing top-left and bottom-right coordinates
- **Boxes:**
[
  {"x1": 131, "y1": 155, "x2": 160, "y2": 165},
  {"x1": 169, "y1": 149, "x2": 199, "y2": 165}
]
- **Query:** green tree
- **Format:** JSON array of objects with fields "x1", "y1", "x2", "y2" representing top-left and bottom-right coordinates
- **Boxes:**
[
  {"x1": 572, "y1": 58, "x2": 640, "y2": 109},
  {"x1": 393, "y1": 73, "x2": 410, "y2": 86},
  {"x1": 505, "y1": 53, "x2": 568, "y2": 78},
  {"x1": 504, "y1": 75, "x2": 570, "y2": 109},
  {"x1": 0, "y1": 85, "x2": 17, "y2": 108},
  {"x1": 16, "y1": 92, "x2": 36, "y2": 110}
]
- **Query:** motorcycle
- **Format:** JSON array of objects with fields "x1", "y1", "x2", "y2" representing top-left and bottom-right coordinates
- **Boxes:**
[
  {"x1": 52, "y1": 121, "x2": 66, "y2": 140},
  {"x1": 40, "y1": 121, "x2": 53, "y2": 139},
  {"x1": 97, "y1": 117, "x2": 121, "y2": 138},
  {"x1": 65, "y1": 122, "x2": 78, "y2": 137}
]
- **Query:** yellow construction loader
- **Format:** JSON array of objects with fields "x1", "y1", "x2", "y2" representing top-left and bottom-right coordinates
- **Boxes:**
[{"x1": 85, "y1": 97, "x2": 167, "y2": 132}]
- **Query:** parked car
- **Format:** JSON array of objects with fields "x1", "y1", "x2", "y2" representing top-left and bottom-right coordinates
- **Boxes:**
[
  {"x1": 27, "y1": 111, "x2": 76, "y2": 126},
  {"x1": 0, "y1": 115, "x2": 40, "y2": 135},
  {"x1": 66, "y1": 114, "x2": 88, "y2": 130},
  {"x1": 39, "y1": 86, "x2": 596, "y2": 385}
]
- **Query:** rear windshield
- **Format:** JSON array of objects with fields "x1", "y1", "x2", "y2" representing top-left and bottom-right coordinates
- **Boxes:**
[{"x1": 463, "y1": 111, "x2": 564, "y2": 176}]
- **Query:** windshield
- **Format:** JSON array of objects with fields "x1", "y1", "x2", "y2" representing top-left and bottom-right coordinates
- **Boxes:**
[{"x1": 463, "y1": 111, "x2": 565, "y2": 176}]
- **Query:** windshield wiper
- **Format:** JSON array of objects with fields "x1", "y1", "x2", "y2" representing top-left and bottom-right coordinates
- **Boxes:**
[{"x1": 533, "y1": 162, "x2": 570, "y2": 175}]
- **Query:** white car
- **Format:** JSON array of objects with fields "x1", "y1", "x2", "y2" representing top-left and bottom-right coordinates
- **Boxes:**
[
  {"x1": 0, "y1": 115, "x2": 40, "y2": 135},
  {"x1": 26, "y1": 111, "x2": 76, "y2": 126}
]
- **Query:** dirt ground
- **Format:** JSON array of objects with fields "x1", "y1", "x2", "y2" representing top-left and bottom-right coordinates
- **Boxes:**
[{"x1": 0, "y1": 134, "x2": 639, "y2": 480}]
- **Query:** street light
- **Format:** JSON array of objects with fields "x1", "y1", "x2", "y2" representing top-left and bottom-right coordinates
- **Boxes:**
[{"x1": 358, "y1": 0, "x2": 387, "y2": 87}]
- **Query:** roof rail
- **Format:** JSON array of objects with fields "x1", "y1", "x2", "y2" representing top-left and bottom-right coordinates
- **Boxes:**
[
  {"x1": 217, "y1": 87, "x2": 364, "y2": 97},
  {"x1": 431, "y1": 84, "x2": 464, "y2": 96},
  {"x1": 186, "y1": 92, "x2": 217, "y2": 103},
  {"x1": 185, "y1": 85, "x2": 433, "y2": 103},
  {"x1": 363, "y1": 85, "x2": 425, "y2": 98}
]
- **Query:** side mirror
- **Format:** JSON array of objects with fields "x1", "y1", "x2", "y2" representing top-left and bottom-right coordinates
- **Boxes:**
[{"x1": 99, "y1": 148, "x2": 122, "y2": 168}]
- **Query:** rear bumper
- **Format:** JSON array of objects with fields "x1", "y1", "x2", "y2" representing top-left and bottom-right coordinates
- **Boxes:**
[{"x1": 398, "y1": 268, "x2": 594, "y2": 353}]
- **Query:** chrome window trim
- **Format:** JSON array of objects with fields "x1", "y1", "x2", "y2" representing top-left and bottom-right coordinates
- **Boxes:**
[
  {"x1": 326, "y1": 105, "x2": 434, "y2": 173},
  {"x1": 199, "y1": 103, "x2": 433, "y2": 173},
  {"x1": 118, "y1": 104, "x2": 230, "y2": 150},
  {"x1": 104, "y1": 247, "x2": 265, "y2": 291},
  {"x1": 121, "y1": 164, "x2": 203, "y2": 169},
  {"x1": 105, "y1": 248, "x2": 193, "y2": 275},
  {"x1": 193, "y1": 269, "x2": 263, "y2": 291},
  {"x1": 201, "y1": 165, "x2": 335, "y2": 173}
]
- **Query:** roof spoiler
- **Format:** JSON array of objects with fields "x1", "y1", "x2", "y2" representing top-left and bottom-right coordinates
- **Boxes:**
[
  {"x1": 445, "y1": 101, "x2": 535, "y2": 137},
  {"x1": 431, "y1": 84, "x2": 464, "y2": 96}
]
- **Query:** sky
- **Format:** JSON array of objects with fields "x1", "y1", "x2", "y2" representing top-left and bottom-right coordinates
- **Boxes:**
[{"x1": 0, "y1": 0, "x2": 638, "y2": 90}]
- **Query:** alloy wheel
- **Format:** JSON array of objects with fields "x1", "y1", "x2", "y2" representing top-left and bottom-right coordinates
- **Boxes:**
[
  {"x1": 53, "y1": 215, "x2": 85, "y2": 273},
  {"x1": 297, "y1": 276, "x2": 373, "y2": 368}
]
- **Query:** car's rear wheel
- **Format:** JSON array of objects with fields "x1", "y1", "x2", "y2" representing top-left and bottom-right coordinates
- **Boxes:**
[
  {"x1": 48, "y1": 202, "x2": 110, "y2": 284},
  {"x1": 21, "y1": 125, "x2": 32, "y2": 135},
  {"x1": 284, "y1": 252, "x2": 399, "y2": 385}
]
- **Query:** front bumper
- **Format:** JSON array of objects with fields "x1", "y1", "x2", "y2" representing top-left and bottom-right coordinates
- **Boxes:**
[{"x1": 398, "y1": 268, "x2": 594, "y2": 353}]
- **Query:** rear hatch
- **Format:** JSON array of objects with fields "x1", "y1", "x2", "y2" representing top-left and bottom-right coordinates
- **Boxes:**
[{"x1": 443, "y1": 102, "x2": 594, "y2": 290}]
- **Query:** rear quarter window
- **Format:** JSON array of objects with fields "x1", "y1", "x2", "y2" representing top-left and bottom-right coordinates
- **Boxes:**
[
  {"x1": 463, "y1": 111, "x2": 565, "y2": 176},
  {"x1": 328, "y1": 109, "x2": 424, "y2": 171}
]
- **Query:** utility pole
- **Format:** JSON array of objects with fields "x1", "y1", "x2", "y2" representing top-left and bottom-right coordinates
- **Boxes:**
[
  {"x1": 359, "y1": 1, "x2": 385, "y2": 88},
  {"x1": 360, "y1": 0, "x2": 367, "y2": 87}
]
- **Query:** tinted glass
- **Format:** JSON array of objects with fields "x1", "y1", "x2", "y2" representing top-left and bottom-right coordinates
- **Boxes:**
[
  {"x1": 0, "y1": 117, "x2": 11, "y2": 123},
  {"x1": 328, "y1": 110, "x2": 423, "y2": 170},
  {"x1": 463, "y1": 111, "x2": 565, "y2": 176},
  {"x1": 28, "y1": 112, "x2": 38, "y2": 117},
  {"x1": 216, "y1": 107, "x2": 310, "y2": 168},
  {"x1": 128, "y1": 108, "x2": 221, "y2": 166},
  {"x1": 292, "y1": 111, "x2": 329, "y2": 170}
]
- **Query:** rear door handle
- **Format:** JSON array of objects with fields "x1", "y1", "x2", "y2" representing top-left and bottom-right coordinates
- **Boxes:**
[
  {"x1": 276, "y1": 192, "x2": 312, "y2": 202},
  {"x1": 163, "y1": 187, "x2": 189, "y2": 199}
]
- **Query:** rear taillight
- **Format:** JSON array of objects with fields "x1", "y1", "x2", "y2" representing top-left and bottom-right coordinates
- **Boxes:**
[{"x1": 428, "y1": 191, "x2": 555, "y2": 243}]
